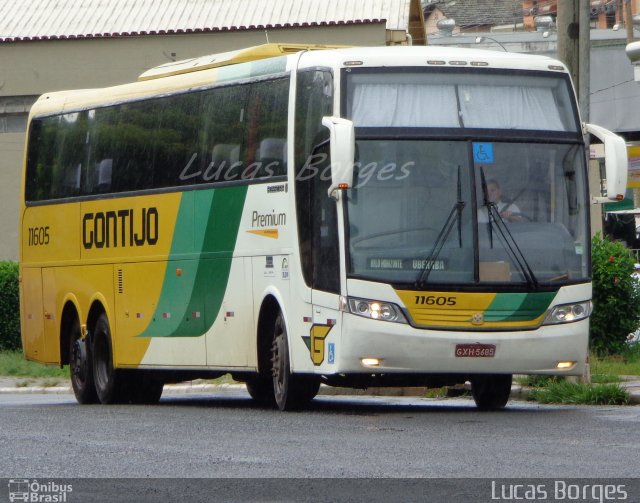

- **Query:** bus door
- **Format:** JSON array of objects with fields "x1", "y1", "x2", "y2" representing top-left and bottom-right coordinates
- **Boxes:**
[{"x1": 307, "y1": 146, "x2": 342, "y2": 368}]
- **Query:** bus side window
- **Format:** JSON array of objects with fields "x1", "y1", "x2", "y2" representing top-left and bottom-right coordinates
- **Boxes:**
[
  {"x1": 25, "y1": 118, "x2": 54, "y2": 201},
  {"x1": 94, "y1": 159, "x2": 113, "y2": 193},
  {"x1": 199, "y1": 85, "x2": 248, "y2": 184},
  {"x1": 256, "y1": 138, "x2": 286, "y2": 178},
  {"x1": 245, "y1": 78, "x2": 288, "y2": 179},
  {"x1": 310, "y1": 142, "x2": 340, "y2": 293},
  {"x1": 211, "y1": 143, "x2": 241, "y2": 181},
  {"x1": 51, "y1": 112, "x2": 87, "y2": 199}
]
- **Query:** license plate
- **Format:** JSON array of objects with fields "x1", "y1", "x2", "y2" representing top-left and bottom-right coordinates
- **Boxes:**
[{"x1": 455, "y1": 343, "x2": 496, "y2": 357}]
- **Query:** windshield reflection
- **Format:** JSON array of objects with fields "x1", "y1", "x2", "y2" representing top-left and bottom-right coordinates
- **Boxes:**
[{"x1": 346, "y1": 140, "x2": 589, "y2": 288}]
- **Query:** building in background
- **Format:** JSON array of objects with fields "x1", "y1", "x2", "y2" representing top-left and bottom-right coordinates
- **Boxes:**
[
  {"x1": 0, "y1": 0, "x2": 426, "y2": 260},
  {"x1": 425, "y1": 0, "x2": 640, "y2": 33},
  {"x1": 424, "y1": 0, "x2": 523, "y2": 34}
]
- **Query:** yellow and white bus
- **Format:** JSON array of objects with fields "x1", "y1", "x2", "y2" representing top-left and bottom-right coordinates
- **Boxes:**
[{"x1": 20, "y1": 44, "x2": 627, "y2": 410}]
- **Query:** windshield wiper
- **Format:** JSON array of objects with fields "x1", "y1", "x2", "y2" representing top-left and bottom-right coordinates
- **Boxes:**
[
  {"x1": 415, "y1": 166, "x2": 465, "y2": 288},
  {"x1": 480, "y1": 167, "x2": 539, "y2": 289}
]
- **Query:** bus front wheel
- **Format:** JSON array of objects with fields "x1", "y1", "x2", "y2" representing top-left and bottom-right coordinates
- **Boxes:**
[
  {"x1": 69, "y1": 318, "x2": 98, "y2": 404},
  {"x1": 245, "y1": 376, "x2": 276, "y2": 407},
  {"x1": 271, "y1": 312, "x2": 320, "y2": 411},
  {"x1": 471, "y1": 374, "x2": 512, "y2": 411}
]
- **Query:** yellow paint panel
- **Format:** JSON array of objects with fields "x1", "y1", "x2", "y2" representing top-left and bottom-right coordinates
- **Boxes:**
[
  {"x1": 113, "y1": 262, "x2": 166, "y2": 366},
  {"x1": 397, "y1": 290, "x2": 496, "y2": 328},
  {"x1": 627, "y1": 145, "x2": 640, "y2": 188},
  {"x1": 22, "y1": 203, "x2": 80, "y2": 265},
  {"x1": 20, "y1": 268, "x2": 45, "y2": 362}
]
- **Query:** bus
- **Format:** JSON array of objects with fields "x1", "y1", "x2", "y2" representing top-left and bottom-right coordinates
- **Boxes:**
[{"x1": 20, "y1": 43, "x2": 627, "y2": 410}]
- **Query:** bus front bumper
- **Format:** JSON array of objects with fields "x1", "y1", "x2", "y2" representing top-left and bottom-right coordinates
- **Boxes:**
[{"x1": 334, "y1": 314, "x2": 589, "y2": 377}]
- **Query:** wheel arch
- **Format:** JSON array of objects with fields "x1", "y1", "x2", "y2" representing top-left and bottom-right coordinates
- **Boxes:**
[
  {"x1": 256, "y1": 289, "x2": 289, "y2": 375},
  {"x1": 59, "y1": 297, "x2": 81, "y2": 366},
  {"x1": 86, "y1": 296, "x2": 110, "y2": 342}
]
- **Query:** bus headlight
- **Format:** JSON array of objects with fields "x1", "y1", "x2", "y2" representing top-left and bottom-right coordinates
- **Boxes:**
[
  {"x1": 543, "y1": 301, "x2": 592, "y2": 325},
  {"x1": 347, "y1": 297, "x2": 408, "y2": 323}
]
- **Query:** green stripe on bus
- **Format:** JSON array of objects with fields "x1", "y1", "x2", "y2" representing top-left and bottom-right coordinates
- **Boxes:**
[
  {"x1": 139, "y1": 186, "x2": 248, "y2": 337},
  {"x1": 483, "y1": 291, "x2": 556, "y2": 322}
]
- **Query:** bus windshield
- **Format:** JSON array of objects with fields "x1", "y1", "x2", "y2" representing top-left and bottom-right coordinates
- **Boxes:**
[
  {"x1": 344, "y1": 69, "x2": 588, "y2": 288},
  {"x1": 346, "y1": 140, "x2": 588, "y2": 287}
]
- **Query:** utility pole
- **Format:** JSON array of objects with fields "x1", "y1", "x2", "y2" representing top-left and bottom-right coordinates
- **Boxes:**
[
  {"x1": 579, "y1": 0, "x2": 590, "y2": 122},
  {"x1": 557, "y1": 0, "x2": 591, "y2": 120},
  {"x1": 559, "y1": 1, "x2": 595, "y2": 385},
  {"x1": 625, "y1": 0, "x2": 634, "y2": 43},
  {"x1": 557, "y1": 0, "x2": 580, "y2": 91}
]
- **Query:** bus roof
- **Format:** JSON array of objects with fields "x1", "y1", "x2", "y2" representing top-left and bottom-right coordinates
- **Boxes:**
[
  {"x1": 296, "y1": 45, "x2": 569, "y2": 74},
  {"x1": 138, "y1": 43, "x2": 347, "y2": 81},
  {"x1": 29, "y1": 44, "x2": 570, "y2": 119}
]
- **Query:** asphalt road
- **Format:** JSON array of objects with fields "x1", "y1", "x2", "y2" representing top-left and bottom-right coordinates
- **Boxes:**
[{"x1": 1, "y1": 389, "x2": 639, "y2": 481}]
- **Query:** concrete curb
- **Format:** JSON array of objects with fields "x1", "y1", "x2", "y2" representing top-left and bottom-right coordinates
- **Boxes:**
[{"x1": 1, "y1": 379, "x2": 639, "y2": 404}]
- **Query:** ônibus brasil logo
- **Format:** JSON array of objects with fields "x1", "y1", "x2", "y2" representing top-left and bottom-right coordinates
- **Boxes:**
[{"x1": 7, "y1": 480, "x2": 72, "y2": 502}]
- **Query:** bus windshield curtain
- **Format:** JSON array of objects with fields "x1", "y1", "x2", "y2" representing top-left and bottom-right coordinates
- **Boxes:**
[
  {"x1": 458, "y1": 85, "x2": 564, "y2": 130},
  {"x1": 351, "y1": 83, "x2": 566, "y2": 131},
  {"x1": 351, "y1": 84, "x2": 459, "y2": 127}
]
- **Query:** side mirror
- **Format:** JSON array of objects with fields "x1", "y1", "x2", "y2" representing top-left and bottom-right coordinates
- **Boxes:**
[
  {"x1": 584, "y1": 123, "x2": 628, "y2": 203},
  {"x1": 322, "y1": 116, "x2": 355, "y2": 199}
]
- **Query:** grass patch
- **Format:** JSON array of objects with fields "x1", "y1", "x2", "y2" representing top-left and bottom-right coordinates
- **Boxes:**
[
  {"x1": 529, "y1": 380, "x2": 629, "y2": 405},
  {"x1": 591, "y1": 374, "x2": 623, "y2": 384},
  {"x1": 424, "y1": 386, "x2": 448, "y2": 398},
  {"x1": 198, "y1": 374, "x2": 238, "y2": 385},
  {"x1": 516, "y1": 375, "x2": 561, "y2": 387},
  {"x1": 0, "y1": 350, "x2": 68, "y2": 378}
]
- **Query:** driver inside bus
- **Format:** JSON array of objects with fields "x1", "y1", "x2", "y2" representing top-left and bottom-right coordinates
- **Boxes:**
[{"x1": 478, "y1": 179, "x2": 522, "y2": 223}]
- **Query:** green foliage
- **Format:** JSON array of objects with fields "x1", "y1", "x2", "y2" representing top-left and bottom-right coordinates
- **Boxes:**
[
  {"x1": 516, "y1": 375, "x2": 561, "y2": 387},
  {"x1": 590, "y1": 374, "x2": 623, "y2": 384},
  {"x1": 590, "y1": 234, "x2": 640, "y2": 355},
  {"x1": 0, "y1": 351, "x2": 67, "y2": 378},
  {"x1": 529, "y1": 380, "x2": 629, "y2": 405},
  {"x1": 590, "y1": 346, "x2": 640, "y2": 376},
  {"x1": 0, "y1": 262, "x2": 21, "y2": 351}
]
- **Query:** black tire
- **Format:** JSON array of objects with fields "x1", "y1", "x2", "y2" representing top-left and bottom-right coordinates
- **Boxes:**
[
  {"x1": 69, "y1": 318, "x2": 98, "y2": 404},
  {"x1": 126, "y1": 372, "x2": 164, "y2": 405},
  {"x1": 92, "y1": 313, "x2": 128, "y2": 404},
  {"x1": 471, "y1": 374, "x2": 512, "y2": 411},
  {"x1": 245, "y1": 375, "x2": 276, "y2": 407},
  {"x1": 271, "y1": 312, "x2": 320, "y2": 411}
]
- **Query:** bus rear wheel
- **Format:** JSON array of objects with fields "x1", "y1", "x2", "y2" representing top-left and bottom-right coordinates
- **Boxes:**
[
  {"x1": 92, "y1": 313, "x2": 128, "y2": 404},
  {"x1": 271, "y1": 312, "x2": 320, "y2": 411},
  {"x1": 125, "y1": 373, "x2": 164, "y2": 404},
  {"x1": 471, "y1": 374, "x2": 512, "y2": 411},
  {"x1": 69, "y1": 318, "x2": 98, "y2": 404}
]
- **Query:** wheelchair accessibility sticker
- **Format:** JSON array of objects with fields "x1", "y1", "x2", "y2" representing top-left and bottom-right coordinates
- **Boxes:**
[{"x1": 473, "y1": 143, "x2": 494, "y2": 164}]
